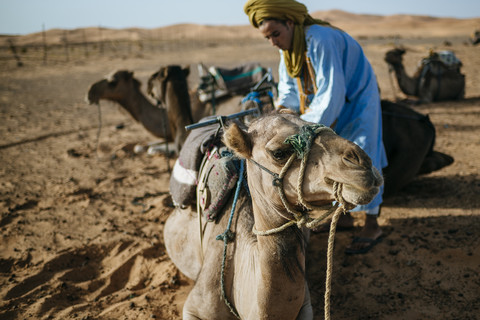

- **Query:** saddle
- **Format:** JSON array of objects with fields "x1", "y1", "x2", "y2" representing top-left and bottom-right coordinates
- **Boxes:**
[
  {"x1": 419, "y1": 50, "x2": 463, "y2": 75},
  {"x1": 197, "y1": 62, "x2": 267, "y2": 103},
  {"x1": 169, "y1": 119, "x2": 243, "y2": 221},
  {"x1": 197, "y1": 146, "x2": 242, "y2": 221}
]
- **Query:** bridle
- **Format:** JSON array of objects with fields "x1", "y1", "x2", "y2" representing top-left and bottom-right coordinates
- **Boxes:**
[{"x1": 248, "y1": 123, "x2": 354, "y2": 235}]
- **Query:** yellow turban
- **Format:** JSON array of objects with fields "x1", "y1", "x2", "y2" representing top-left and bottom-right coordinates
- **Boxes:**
[{"x1": 244, "y1": 0, "x2": 332, "y2": 78}]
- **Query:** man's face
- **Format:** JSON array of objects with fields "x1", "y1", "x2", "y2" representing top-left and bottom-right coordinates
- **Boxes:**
[{"x1": 259, "y1": 20, "x2": 295, "y2": 51}]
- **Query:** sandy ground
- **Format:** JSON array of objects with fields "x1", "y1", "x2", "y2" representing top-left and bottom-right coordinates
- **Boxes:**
[{"x1": 1, "y1": 13, "x2": 480, "y2": 320}]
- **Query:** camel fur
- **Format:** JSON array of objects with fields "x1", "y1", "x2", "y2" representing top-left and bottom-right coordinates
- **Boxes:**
[
  {"x1": 164, "y1": 112, "x2": 383, "y2": 319},
  {"x1": 384, "y1": 48, "x2": 465, "y2": 103}
]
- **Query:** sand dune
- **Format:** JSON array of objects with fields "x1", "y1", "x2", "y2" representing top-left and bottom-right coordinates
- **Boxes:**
[{"x1": 4, "y1": 10, "x2": 480, "y2": 46}]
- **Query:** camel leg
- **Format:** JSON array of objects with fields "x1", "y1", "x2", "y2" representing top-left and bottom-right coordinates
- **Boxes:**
[
  {"x1": 181, "y1": 241, "x2": 235, "y2": 320},
  {"x1": 418, "y1": 151, "x2": 454, "y2": 175},
  {"x1": 297, "y1": 283, "x2": 313, "y2": 320},
  {"x1": 146, "y1": 142, "x2": 176, "y2": 156}
]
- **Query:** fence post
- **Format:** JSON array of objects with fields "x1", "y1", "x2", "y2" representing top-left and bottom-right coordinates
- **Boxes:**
[
  {"x1": 62, "y1": 30, "x2": 69, "y2": 62},
  {"x1": 99, "y1": 26, "x2": 104, "y2": 55},
  {"x1": 82, "y1": 29, "x2": 88, "y2": 58},
  {"x1": 7, "y1": 38, "x2": 23, "y2": 67},
  {"x1": 42, "y1": 23, "x2": 47, "y2": 65}
]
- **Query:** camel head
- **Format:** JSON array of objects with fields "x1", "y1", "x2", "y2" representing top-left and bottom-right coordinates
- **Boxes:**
[
  {"x1": 384, "y1": 48, "x2": 406, "y2": 66},
  {"x1": 147, "y1": 65, "x2": 190, "y2": 103},
  {"x1": 86, "y1": 70, "x2": 142, "y2": 105},
  {"x1": 223, "y1": 112, "x2": 383, "y2": 212}
]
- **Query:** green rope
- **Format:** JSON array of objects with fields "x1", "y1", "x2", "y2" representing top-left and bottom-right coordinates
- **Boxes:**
[{"x1": 284, "y1": 124, "x2": 330, "y2": 158}]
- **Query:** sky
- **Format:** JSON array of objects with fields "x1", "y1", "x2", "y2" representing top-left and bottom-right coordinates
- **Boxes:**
[{"x1": 1, "y1": 0, "x2": 479, "y2": 35}]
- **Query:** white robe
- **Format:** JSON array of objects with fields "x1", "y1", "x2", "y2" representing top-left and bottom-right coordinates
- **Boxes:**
[{"x1": 277, "y1": 25, "x2": 387, "y2": 211}]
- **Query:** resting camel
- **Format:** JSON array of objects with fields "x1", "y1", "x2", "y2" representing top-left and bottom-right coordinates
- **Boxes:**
[
  {"x1": 86, "y1": 69, "x2": 193, "y2": 154},
  {"x1": 384, "y1": 48, "x2": 465, "y2": 103},
  {"x1": 380, "y1": 100, "x2": 453, "y2": 196},
  {"x1": 471, "y1": 30, "x2": 480, "y2": 45},
  {"x1": 147, "y1": 65, "x2": 274, "y2": 123},
  {"x1": 165, "y1": 111, "x2": 383, "y2": 319}
]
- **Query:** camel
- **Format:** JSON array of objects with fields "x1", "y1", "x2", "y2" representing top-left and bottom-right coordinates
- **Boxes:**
[
  {"x1": 380, "y1": 100, "x2": 453, "y2": 196},
  {"x1": 384, "y1": 48, "x2": 465, "y2": 103},
  {"x1": 147, "y1": 64, "x2": 276, "y2": 123},
  {"x1": 165, "y1": 111, "x2": 383, "y2": 319},
  {"x1": 86, "y1": 69, "x2": 193, "y2": 154},
  {"x1": 471, "y1": 30, "x2": 480, "y2": 45}
]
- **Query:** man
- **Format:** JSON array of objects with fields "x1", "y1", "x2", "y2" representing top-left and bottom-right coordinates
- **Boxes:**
[{"x1": 244, "y1": 0, "x2": 387, "y2": 254}]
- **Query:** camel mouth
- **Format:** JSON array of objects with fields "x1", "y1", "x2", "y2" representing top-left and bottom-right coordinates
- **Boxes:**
[
  {"x1": 323, "y1": 167, "x2": 383, "y2": 206},
  {"x1": 86, "y1": 95, "x2": 97, "y2": 105},
  {"x1": 342, "y1": 184, "x2": 381, "y2": 206},
  {"x1": 85, "y1": 88, "x2": 100, "y2": 105}
]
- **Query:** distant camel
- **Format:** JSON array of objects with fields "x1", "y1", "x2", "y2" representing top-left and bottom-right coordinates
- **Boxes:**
[
  {"x1": 471, "y1": 30, "x2": 480, "y2": 45},
  {"x1": 147, "y1": 64, "x2": 274, "y2": 123},
  {"x1": 86, "y1": 69, "x2": 193, "y2": 154},
  {"x1": 384, "y1": 48, "x2": 465, "y2": 103},
  {"x1": 165, "y1": 111, "x2": 383, "y2": 319}
]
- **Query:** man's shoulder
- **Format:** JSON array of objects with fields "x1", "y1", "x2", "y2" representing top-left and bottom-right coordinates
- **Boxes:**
[
  {"x1": 306, "y1": 24, "x2": 341, "y2": 40},
  {"x1": 305, "y1": 25, "x2": 337, "y2": 47}
]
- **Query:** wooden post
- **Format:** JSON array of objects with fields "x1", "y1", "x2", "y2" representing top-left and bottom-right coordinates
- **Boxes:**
[
  {"x1": 63, "y1": 30, "x2": 69, "y2": 62},
  {"x1": 98, "y1": 26, "x2": 104, "y2": 55},
  {"x1": 82, "y1": 29, "x2": 88, "y2": 57},
  {"x1": 7, "y1": 38, "x2": 23, "y2": 67},
  {"x1": 42, "y1": 23, "x2": 47, "y2": 65}
]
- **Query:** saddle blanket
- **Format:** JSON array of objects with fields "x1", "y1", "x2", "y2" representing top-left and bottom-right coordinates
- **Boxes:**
[{"x1": 170, "y1": 119, "x2": 242, "y2": 220}]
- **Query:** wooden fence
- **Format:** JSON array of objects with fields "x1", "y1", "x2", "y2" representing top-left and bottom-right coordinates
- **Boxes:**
[{"x1": 0, "y1": 27, "x2": 260, "y2": 66}]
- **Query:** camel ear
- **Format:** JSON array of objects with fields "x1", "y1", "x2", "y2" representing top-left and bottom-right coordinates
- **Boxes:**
[
  {"x1": 182, "y1": 65, "x2": 190, "y2": 77},
  {"x1": 278, "y1": 108, "x2": 296, "y2": 115},
  {"x1": 162, "y1": 67, "x2": 169, "y2": 79},
  {"x1": 223, "y1": 122, "x2": 252, "y2": 159}
]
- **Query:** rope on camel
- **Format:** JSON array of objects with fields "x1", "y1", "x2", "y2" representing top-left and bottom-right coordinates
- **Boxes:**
[{"x1": 251, "y1": 124, "x2": 354, "y2": 320}]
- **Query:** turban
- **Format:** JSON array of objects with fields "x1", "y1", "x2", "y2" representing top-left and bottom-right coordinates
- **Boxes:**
[{"x1": 244, "y1": 0, "x2": 332, "y2": 78}]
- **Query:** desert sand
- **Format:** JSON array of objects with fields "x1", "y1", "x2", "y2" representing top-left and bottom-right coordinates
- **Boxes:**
[{"x1": 1, "y1": 10, "x2": 479, "y2": 320}]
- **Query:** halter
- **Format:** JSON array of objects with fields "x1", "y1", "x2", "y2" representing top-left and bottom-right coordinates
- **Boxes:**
[{"x1": 249, "y1": 123, "x2": 354, "y2": 235}]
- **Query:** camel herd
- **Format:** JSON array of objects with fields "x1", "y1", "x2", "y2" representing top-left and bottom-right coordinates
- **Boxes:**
[{"x1": 86, "y1": 48, "x2": 458, "y2": 319}]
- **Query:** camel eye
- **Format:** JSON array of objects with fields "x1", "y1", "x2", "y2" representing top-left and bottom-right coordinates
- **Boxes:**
[{"x1": 271, "y1": 148, "x2": 291, "y2": 161}]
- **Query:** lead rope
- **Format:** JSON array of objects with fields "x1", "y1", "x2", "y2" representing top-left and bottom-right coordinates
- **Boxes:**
[
  {"x1": 215, "y1": 159, "x2": 244, "y2": 319},
  {"x1": 324, "y1": 182, "x2": 348, "y2": 320},
  {"x1": 95, "y1": 103, "x2": 103, "y2": 160}
]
